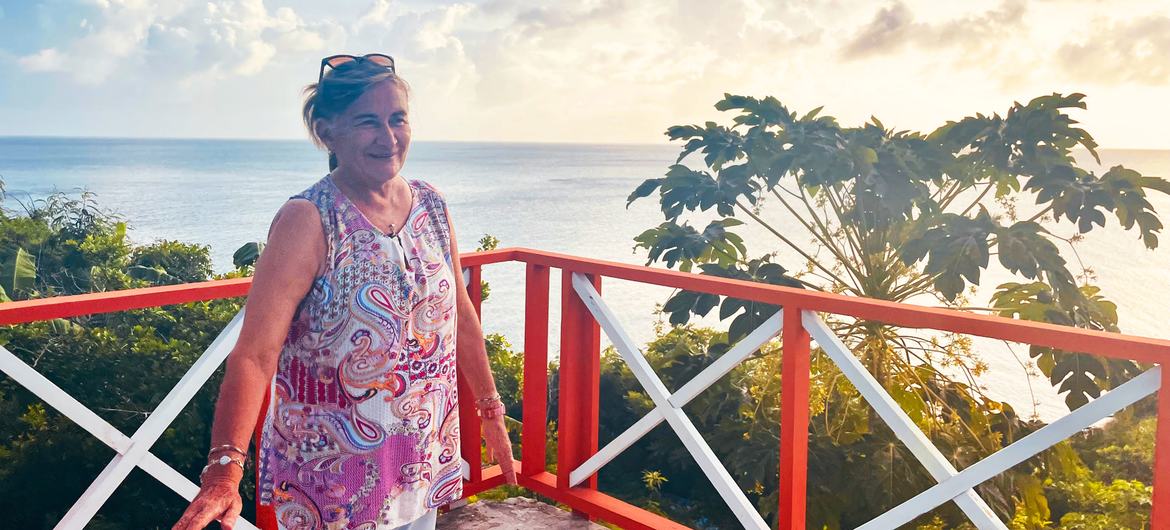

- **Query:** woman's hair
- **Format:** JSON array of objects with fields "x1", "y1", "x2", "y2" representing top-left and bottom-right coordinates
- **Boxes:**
[{"x1": 302, "y1": 59, "x2": 410, "y2": 170}]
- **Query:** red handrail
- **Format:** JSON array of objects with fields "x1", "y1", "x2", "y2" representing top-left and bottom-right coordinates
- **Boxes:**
[{"x1": 3, "y1": 247, "x2": 1168, "y2": 530}]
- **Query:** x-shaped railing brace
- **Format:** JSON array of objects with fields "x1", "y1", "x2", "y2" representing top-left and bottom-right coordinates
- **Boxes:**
[
  {"x1": 0, "y1": 311, "x2": 260, "y2": 530},
  {"x1": 565, "y1": 272, "x2": 1161, "y2": 530}
]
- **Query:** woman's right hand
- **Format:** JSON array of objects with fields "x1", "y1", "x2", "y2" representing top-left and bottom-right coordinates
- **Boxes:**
[
  {"x1": 172, "y1": 478, "x2": 243, "y2": 530},
  {"x1": 170, "y1": 200, "x2": 324, "y2": 529}
]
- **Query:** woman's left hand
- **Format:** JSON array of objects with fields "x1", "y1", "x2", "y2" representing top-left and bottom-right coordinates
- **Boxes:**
[{"x1": 482, "y1": 415, "x2": 518, "y2": 484}]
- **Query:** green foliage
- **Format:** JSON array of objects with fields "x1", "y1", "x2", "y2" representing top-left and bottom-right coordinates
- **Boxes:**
[
  {"x1": 130, "y1": 240, "x2": 213, "y2": 284},
  {"x1": 626, "y1": 94, "x2": 1165, "y2": 527},
  {"x1": 1049, "y1": 479, "x2": 1150, "y2": 529},
  {"x1": 630, "y1": 92, "x2": 1167, "y2": 409},
  {"x1": 477, "y1": 234, "x2": 500, "y2": 252},
  {"x1": 231, "y1": 241, "x2": 265, "y2": 270},
  {"x1": 0, "y1": 187, "x2": 249, "y2": 528},
  {"x1": 547, "y1": 322, "x2": 1154, "y2": 530},
  {"x1": 486, "y1": 333, "x2": 524, "y2": 412},
  {"x1": 475, "y1": 234, "x2": 498, "y2": 301},
  {"x1": 0, "y1": 246, "x2": 36, "y2": 301},
  {"x1": 991, "y1": 283, "x2": 1141, "y2": 409}
]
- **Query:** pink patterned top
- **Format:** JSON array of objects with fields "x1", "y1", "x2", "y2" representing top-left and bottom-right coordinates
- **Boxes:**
[{"x1": 258, "y1": 176, "x2": 462, "y2": 529}]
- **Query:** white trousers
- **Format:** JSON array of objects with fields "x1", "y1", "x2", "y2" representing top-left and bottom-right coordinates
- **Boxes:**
[
  {"x1": 276, "y1": 509, "x2": 437, "y2": 530},
  {"x1": 391, "y1": 509, "x2": 437, "y2": 530}
]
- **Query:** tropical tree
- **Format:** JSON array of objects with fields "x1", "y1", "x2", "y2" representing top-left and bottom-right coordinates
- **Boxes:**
[{"x1": 626, "y1": 93, "x2": 1169, "y2": 526}]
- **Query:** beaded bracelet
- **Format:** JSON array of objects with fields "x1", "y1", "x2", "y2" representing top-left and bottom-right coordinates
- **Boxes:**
[
  {"x1": 474, "y1": 393, "x2": 502, "y2": 408},
  {"x1": 207, "y1": 444, "x2": 247, "y2": 459},
  {"x1": 199, "y1": 454, "x2": 245, "y2": 484}
]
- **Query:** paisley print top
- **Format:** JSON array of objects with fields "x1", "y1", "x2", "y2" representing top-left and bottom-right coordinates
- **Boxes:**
[{"x1": 258, "y1": 176, "x2": 462, "y2": 529}]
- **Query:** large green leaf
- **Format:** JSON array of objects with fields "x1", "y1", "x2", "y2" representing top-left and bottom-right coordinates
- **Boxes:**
[
  {"x1": 232, "y1": 241, "x2": 266, "y2": 269},
  {"x1": 0, "y1": 247, "x2": 36, "y2": 300},
  {"x1": 992, "y1": 281, "x2": 1138, "y2": 409},
  {"x1": 900, "y1": 209, "x2": 997, "y2": 300}
]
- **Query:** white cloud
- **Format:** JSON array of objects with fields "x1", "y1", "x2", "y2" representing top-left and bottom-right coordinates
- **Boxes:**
[
  {"x1": 841, "y1": 0, "x2": 1026, "y2": 60},
  {"x1": 14, "y1": 1, "x2": 187, "y2": 84},
  {"x1": 18, "y1": 48, "x2": 66, "y2": 72},
  {"x1": 235, "y1": 40, "x2": 277, "y2": 75},
  {"x1": 355, "y1": 0, "x2": 394, "y2": 32},
  {"x1": 5, "y1": 0, "x2": 1170, "y2": 147},
  {"x1": 15, "y1": 0, "x2": 331, "y2": 84},
  {"x1": 1056, "y1": 15, "x2": 1170, "y2": 85}
]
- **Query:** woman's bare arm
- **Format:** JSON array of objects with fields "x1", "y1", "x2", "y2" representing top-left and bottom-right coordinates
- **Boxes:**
[
  {"x1": 448, "y1": 236, "x2": 496, "y2": 401},
  {"x1": 173, "y1": 199, "x2": 324, "y2": 530},
  {"x1": 444, "y1": 206, "x2": 518, "y2": 484}
]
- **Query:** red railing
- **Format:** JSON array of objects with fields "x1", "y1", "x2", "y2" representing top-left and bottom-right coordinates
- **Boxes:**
[{"x1": 3, "y1": 247, "x2": 1169, "y2": 529}]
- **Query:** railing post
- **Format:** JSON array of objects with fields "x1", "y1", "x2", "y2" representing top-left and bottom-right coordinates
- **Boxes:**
[
  {"x1": 522, "y1": 263, "x2": 551, "y2": 477},
  {"x1": 557, "y1": 270, "x2": 601, "y2": 498},
  {"x1": 1152, "y1": 366, "x2": 1170, "y2": 530},
  {"x1": 254, "y1": 388, "x2": 277, "y2": 530},
  {"x1": 459, "y1": 265, "x2": 485, "y2": 487},
  {"x1": 779, "y1": 307, "x2": 810, "y2": 530}
]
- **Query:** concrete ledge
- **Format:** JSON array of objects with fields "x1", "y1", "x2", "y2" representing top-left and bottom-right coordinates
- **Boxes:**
[{"x1": 438, "y1": 497, "x2": 608, "y2": 529}]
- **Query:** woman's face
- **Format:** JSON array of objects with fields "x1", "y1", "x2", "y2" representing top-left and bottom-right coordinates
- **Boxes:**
[{"x1": 322, "y1": 80, "x2": 411, "y2": 183}]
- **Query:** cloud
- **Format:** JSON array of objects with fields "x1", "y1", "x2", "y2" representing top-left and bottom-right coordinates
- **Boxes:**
[
  {"x1": 17, "y1": 48, "x2": 66, "y2": 72},
  {"x1": 235, "y1": 40, "x2": 277, "y2": 75},
  {"x1": 5, "y1": 0, "x2": 1168, "y2": 146},
  {"x1": 355, "y1": 0, "x2": 393, "y2": 32},
  {"x1": 1056, "y1": 15, "x2": 1170, "y2": 85},
  {"x1": 15, "y1": 0, "x2": 331, "y2": 84},
  {"x1": 839, "y1": 2, "x2": 913, "y2": 59},
  {"x1": 14, "y1": 0, "x2": 175, "y2": 84},
  {"x1": 333, "y1": 0, "x2": 833, "y2": 142},
  {"x1": 841, "y1": 0, "x2": 1026, "y2": 60}
]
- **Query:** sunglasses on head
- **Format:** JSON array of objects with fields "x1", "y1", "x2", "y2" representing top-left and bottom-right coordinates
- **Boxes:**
[{"x1": 318, "y1": 53, "x2": 396, "y2": 82}]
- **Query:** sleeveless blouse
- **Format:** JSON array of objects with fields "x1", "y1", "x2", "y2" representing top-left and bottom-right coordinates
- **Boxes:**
[{"x1": 258, "y1": 176, "x2": 462, "y2": 530}]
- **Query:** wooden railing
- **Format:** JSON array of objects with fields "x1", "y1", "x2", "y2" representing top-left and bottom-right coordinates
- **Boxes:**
[{"x1": 2, "y1": 247, "x2": 1168, "y2": 529}]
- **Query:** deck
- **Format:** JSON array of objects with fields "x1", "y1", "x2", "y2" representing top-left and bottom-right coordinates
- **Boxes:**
[{"x1": 438, "y1": 498, "x2": 606, "y2": 529}]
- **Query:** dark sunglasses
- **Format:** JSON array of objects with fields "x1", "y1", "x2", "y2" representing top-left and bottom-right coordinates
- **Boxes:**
[{"x1": 318, "y1": 53, "x2": 396, "y2": 82}]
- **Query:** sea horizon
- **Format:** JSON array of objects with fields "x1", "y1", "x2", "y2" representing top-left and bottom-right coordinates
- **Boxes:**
[
  {"x1": 0, "y1": 134, "x2": 680, "y2": 149},
  {"x1": 3, "y1": 134, "x2": 1168, "y2": 153},
  {"x1": 2, "y1": 137, "x2": 1168, "y2": 422}
]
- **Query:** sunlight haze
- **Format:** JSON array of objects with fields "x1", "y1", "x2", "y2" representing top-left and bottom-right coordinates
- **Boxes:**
[{"x1": 1, "y1": 0, "x2": 1168, "y2": 148}]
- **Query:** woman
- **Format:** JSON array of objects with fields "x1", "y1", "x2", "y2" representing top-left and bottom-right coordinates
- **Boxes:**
[{"x1": 173, "y1": 54, "x2": 517, "y2": 530}]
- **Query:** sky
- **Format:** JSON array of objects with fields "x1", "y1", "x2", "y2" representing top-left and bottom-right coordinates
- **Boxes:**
[{"x1": 0, "y1": 0, "x2": 1168, "y2": 147}]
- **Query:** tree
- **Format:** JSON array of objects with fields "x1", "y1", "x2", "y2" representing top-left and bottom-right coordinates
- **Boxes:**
[
  {"x1": 626, "y1": 93, "x2": 1169, "y2": 526},
  {"x1": 629, "y1": 92, "x2": 1168, "y2": 410}
]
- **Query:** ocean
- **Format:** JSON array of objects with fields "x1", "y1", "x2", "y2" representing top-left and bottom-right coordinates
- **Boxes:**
[{"x1": 1, "y1": 136, "x2": 1167, "y2": 421}]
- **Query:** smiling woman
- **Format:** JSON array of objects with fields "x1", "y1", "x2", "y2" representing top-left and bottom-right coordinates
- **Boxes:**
[{"x1": 171, "y1": 55, "x2": 517, "y2": 530}]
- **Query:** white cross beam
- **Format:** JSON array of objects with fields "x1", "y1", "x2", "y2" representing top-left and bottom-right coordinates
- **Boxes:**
[
  {"x1": 0, "y1": 310, "x2": 258, "y2": 530},
  {"x1": 803, "y1": 311, "x2": 1007, "y2": 530},
  {"x1": 857, "y1": 365, "x2": 1161, "y2": 530},
  {"x1": 569, "y1": 309, "x2": 783, "y2": 487},
  {"x1": 569, "y1": 273, "x2": 772, "y2": 530}
]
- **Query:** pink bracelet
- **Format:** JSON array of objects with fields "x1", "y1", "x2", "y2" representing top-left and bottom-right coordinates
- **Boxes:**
[{"x1": 477, "y1": 401, "x2": 506, "y2": 419}]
